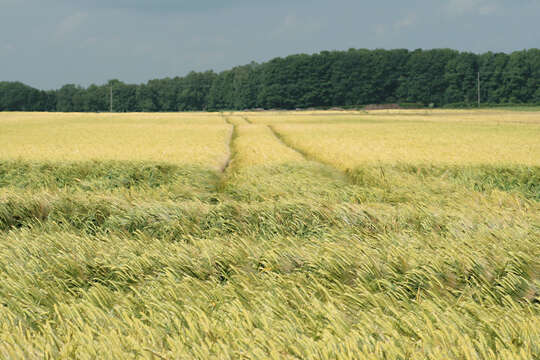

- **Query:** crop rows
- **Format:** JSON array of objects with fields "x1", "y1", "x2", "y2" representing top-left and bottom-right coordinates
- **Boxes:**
[{"x1": 0, "y1": 110, "x2": 538, "y2": 359}]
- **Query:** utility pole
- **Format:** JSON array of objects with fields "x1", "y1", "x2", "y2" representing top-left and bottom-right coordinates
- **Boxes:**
[
  {"x1": 477, "y1": 71, "x2": 480, "y2": 107},
  {"x1": 110, "y1": 85, "x2": 113, "y2": 112}
]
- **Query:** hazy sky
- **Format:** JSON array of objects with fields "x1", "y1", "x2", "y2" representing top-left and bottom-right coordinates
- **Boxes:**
[{"x1": 1, "y1": 0, "x2": 539, "y2": 89}]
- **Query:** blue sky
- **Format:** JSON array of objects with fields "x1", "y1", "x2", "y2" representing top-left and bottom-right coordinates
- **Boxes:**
[{"x1": 1, "y1": 0, "x2": 539, "y2": 89}]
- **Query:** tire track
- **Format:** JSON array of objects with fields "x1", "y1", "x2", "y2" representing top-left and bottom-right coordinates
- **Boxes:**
[
  {"x1": 220, "y1": 114, "x2": 236, "y2": 173},
  {"x1": 267, "y1": 125, "x2": 310, "y2": 161},
  {"x1": 240, "y1": 115, "x2": 253, "y2": 124},
  {"x1": 267, "y1": 124, "x2": 353, "y2": 183}
]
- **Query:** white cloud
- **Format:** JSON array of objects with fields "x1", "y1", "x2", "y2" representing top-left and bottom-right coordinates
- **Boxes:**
[
  {"x1": 3, "y1": 42, "x2": 15, "y2": 52},
  {"x1": 444, "y1": 0, "x2": 501, "y2": 16},
  {"x1": 270, "y1": 13, "x2": 323, "y2": 39},
  {"x1": 55, "y1": 12, "x2": 88, "y2": 39},
  {"x1": 394, "y1": 13, "x2": 417, "y2": 30},
  {"x1": 478, "y1": 4, "x2": 499, "y2": 15},
  {"x1": 373, "y1": 24, "x2": 386, "y2": 37}
]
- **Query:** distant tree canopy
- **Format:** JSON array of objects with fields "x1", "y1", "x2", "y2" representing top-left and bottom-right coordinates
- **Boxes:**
[{"x1": 1, "y1": 48, "x2": 539, "y2": 112}]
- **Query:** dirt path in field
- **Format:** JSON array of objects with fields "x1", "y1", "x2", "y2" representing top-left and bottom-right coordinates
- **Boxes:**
[
  {"x1": 240, "y1": 115, "x2": 253, "y2": 124},
  {"x1": 221, "y1": 116, "x2": 351, "y2": 186},
  {"x1": 220, "y1": 115, "x2": 235, "y2": 172},
  {"x1": 268, "y1": 125, "x2": 353, "y2": 183},
  {"x1": 266, "y1": 125, "x2": 309, "y2": 160}
]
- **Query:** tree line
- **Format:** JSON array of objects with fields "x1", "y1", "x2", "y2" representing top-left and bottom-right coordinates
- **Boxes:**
[{"x1": 1, "y1": 48, "x2": 539, "y2": 112}]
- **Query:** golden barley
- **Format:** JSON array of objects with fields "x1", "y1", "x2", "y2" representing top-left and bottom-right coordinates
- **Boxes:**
[{"x1": 0, "y1": 110, "x2": 538, "y2": 359}]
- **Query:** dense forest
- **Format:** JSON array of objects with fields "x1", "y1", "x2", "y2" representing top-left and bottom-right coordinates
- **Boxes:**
[{"x1": 1, "y1": 48, "x2": 539, "y2": 112}]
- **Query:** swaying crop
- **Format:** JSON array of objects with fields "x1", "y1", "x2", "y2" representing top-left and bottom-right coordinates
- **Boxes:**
[{"x1": 0, "y1": 110, "x2": 538, "y2": 359}]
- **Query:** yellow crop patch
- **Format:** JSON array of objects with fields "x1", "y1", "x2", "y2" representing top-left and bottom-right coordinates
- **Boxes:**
[
  {"x1": 231, "y1": 124, "x2": 304, "y2": 168},
  {"x1": 267, "y1": 111, "x2": 540, "y2": 169},
  {"x1": 0, "y1": 110, "x2": 538, "y2": 359},
  {"x1": 0, "y1": 112, "x2": 231, "y2": 169}
]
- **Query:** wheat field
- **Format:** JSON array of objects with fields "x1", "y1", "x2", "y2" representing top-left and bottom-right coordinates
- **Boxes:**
[{"x1": 0, "y1": 110, "x2": 539, "y2": 359}]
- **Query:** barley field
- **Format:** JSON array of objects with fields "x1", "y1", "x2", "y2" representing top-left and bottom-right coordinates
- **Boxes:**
[{"x1": 0, "y1": 109, "x2": 539, "y2": 359}]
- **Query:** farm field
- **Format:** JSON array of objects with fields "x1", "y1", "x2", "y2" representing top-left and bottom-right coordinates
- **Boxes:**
[{"x1": 0, "y1": 109, "x2": 539, "y2": 359}]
